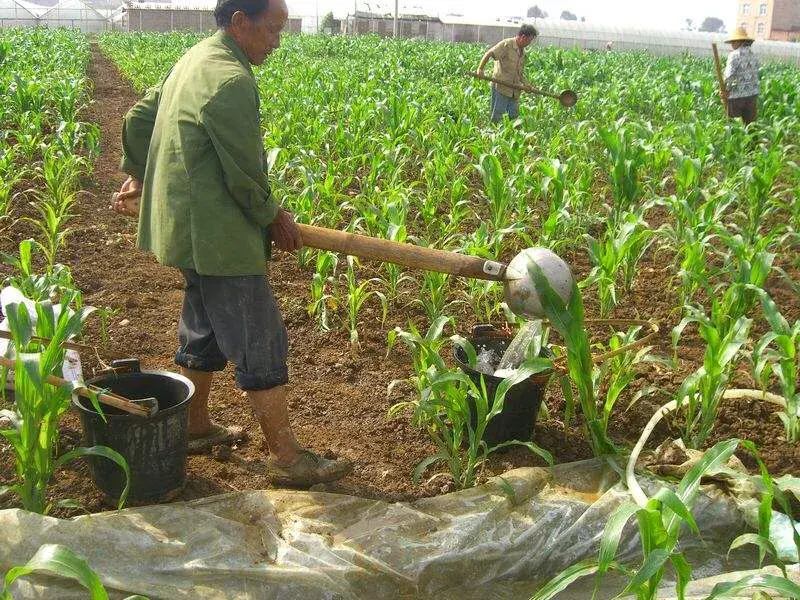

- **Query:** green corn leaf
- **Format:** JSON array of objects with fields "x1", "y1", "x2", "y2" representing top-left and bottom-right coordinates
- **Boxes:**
[
  {"x1": 2, "y1": 544, "x2": 108, "y2": 600},
  {"x1": 488, "y1": 440, "x2": 553, "y2": 465},
  {"x1": 653, "y1": 487, "x2": 699, "y2": 536},
  {"x1": 412, "y1": 453, "x2": 447, "y2": 484},
  {"x1": 620, "y1": 548, "x2": 670, "y2": 594},
  {"x1": 55, "y1": 446, "x2": 130, "y2": 509},
  {"x1": 595, "y1": 501, "x2": 639, "y2": 586},
  {"x1": 669, "y1": 552, "x2": 692, "y2": 600},
  {"x1": 676, "y1": 438, "x2": 740, "y2": 505},
  {"x1": 707, "y1": 573, "x2": 800, "y2": 599},
  {"x1": 530, "y1": 559, "x2": 601, "y2": 600}
]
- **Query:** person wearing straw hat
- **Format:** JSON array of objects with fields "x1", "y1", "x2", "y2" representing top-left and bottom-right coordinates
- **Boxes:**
[
  {"x1": 723, "y1": 27, "x2": 760, "y2": 125},
  {"x1": 110, "y1": 0, "x2": 353, "y2": 487},
  {"x1": 476, "y1": 24, "x2": 538, "y2": 123}
]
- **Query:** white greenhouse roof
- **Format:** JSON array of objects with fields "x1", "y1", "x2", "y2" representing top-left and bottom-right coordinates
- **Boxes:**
[
  {"x1": 12, "y1": 0, "x2": 50, "y2": 17},
  {"x1": 39, "y1": 0, "x2": 107, "y2": 19}
]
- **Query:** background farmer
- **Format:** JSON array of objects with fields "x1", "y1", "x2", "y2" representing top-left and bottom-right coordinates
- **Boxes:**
[
  {"x1": 476, "y1": 24, "x2": 538, "y2": 123},
  {"x1": 723, "y1": 27, "x2": 760, "y2": 125},
  {"x1": 111, "y1": 0, "x2": 352, "y2": 487}
]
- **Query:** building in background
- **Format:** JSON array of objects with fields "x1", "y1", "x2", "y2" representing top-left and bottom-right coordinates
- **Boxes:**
[
  {"x1": 736, "y1": 0, "x2": 800, "y2": 41},
  {"x1": 111, "y1": 0, "x2": 301, "y2": 32}
]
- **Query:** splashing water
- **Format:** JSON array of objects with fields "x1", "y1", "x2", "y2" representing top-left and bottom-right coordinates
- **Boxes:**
[{"x1": 473, "y1": 321, "x2": 544, "y2": 379}]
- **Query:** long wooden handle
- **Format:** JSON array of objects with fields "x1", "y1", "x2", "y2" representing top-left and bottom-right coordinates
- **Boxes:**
[
  {"x1": 711, "y1": 43, "x2": 729, "y2": 112},
  {"x1": 468, "y1": 71, "x2": 560, "y2": 99},
  {"x1": 298, "y1": 224, "x2": 509, "y2": 281},
  {"x1": 0, "y1": 355, "x2": 149, "y2": 417}
]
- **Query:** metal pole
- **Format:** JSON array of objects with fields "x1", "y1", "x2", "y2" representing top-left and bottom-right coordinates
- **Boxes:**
[{"x1": 393, "y1": 0, "x2": 398, "y2": 37}]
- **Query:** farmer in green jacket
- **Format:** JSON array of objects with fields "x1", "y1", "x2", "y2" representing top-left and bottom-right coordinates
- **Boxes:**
[{"x1": 112, "y1": 0, "x2": 352, "y2": 487}]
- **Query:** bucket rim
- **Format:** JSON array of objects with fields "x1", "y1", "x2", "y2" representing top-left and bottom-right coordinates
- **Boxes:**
[
  {"x1": 453, "y1": 328, "x2": 554, "y2": 385},
  {"x1": 71, "y1": 368, "x2": 195, "y2": 419}
]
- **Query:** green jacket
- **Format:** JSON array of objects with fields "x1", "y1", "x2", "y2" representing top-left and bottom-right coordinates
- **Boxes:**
[{"x1": 121, "y1": 30, "x2": 277, "y2": 276}]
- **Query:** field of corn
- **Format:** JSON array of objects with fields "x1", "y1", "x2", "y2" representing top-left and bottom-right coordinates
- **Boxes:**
[{"x1": 2, "y1": 27, "x2": 800, "y2": 598}]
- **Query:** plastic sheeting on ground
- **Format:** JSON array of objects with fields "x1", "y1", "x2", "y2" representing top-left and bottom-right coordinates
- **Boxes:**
[{"x1": 1, "y1": 457, "x2": 797, "y2": 599}]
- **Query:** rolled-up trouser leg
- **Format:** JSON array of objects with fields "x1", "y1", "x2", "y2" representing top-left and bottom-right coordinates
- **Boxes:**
[{"x1": 175, "y1": 268, "x2": 289, "y2": 391}]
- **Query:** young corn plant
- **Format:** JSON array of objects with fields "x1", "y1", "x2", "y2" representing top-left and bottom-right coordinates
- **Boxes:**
[
  {"x1": 718, "y1": 231, "x2": 776, "y2": 317},
  {"x1": 341, "y1": 256, "x2": 387, "y2": 347},
  {"x1": 751, "y1": 289, "x2": 800, "y2": 442},
  {"x1": 534, "y1": 157, "x2": 589, "y2": 253},
  {"x1": 307, "y1": 251, "x2": 338, "y2": 331},
  {"x1": 415, "y1": 270, "x2": 457, "y2": 323},
  {"x1": 1, "y1": 239, "x2": 77, "y2": 303},
  {"x1": 532, "y1": 439, "x2": 800, "y2": 600},
  {"x1": 0, "y1": 294, "x2": 130, "y2": 514},
  {"x1": 672, "y1": 286, "x2": 752, "y2": 449},
  {"x1": 529, "y1": 262, "x2": 618, "y2": 458},
  {"x1": 583, "y1": 212, "x2": 654, "y2": 318},
  {"x1": 598, "y1": 119, "x2": 647, "y2": 223},
  {"x1": 476, "y1": 153, "x2": 514, "y2": 231},
  {"x1": 387, "y1": 316, "x2": 453, "y2": 424},
  {"x1": 391, "y1": 347, "x2": 553, "y2": 489},
  {"x1": 592, "y1": 327, "x2": 659, "y2": 436}
]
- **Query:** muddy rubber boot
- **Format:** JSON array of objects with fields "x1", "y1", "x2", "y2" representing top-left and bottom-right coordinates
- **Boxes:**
[{"x1": 267, "y1": 451, "x2": 353, "y2": 487}]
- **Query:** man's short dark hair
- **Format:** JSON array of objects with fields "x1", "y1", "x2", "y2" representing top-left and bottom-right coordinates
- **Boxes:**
[
  {"x1": 214, "y1": 0, "x2": 269, "y2": 27},
  {"x1": 519, "y1": 24, "x2": 538, "y2": 38}
]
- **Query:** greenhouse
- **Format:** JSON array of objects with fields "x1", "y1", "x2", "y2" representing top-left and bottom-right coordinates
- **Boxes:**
[{"x1": 0, "y1": 0, "x2": 42, "y2": 28}]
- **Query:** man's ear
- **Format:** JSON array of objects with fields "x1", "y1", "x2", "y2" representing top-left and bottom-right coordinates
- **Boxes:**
[{"x1": 230, "y1": 10, "x2": 247, "y2": 29}]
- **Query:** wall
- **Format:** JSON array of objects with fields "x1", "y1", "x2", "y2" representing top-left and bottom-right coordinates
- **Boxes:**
[{"x1": 124, "y1": 8, "x2": 215, "y2": 32}]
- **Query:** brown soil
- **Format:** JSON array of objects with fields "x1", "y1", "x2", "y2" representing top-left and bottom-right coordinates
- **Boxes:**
[{"x1": 1, "y1": 46, "x2": 799, "y2": 516}]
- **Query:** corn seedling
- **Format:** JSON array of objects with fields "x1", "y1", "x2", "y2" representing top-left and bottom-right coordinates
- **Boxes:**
[
  {"x1": 394, "y1": 353, "x2": 553, "y2": 489},
  {"x1": 584, "y1": 212, "x2": 654, "y2": 318},
  {"x1": 308, "y1": 251, "x2": 338, "y2": 331},
  {"x1": 532, "y1": 438, "x2": 800, "y2": 600},
  {"x1": 529, "y1": 262, "x2": 618, "y2": 458},
  {"x1": 476, "y1": 153, "x2": 514, "y2": 231},
  {"x1": 341, "y1": 256, "x2": 387, "y2": 347},
  {"x1": 0, "y1": 294, "x2": 130, "y2": 514},
  {"x1": 598, "y1": 119, "x2": 647, "y2": 222},
  {"x1": 672, "y1": 287, "x2": 752, "y2": 449},
  {"x1": 415, "y1": 270, "x2": 455, "y2": 323},
  {"x1": 1, "y1": 239, "x2": 77, "y2": 303},
  {"x1": 751, "y1": 288, "x2": 800, "y2": 442},
  {"x1": 592, "y1": 327, "x2": 660, "y2": 436}
]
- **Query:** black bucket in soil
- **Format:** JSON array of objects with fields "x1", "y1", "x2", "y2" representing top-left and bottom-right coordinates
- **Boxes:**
[
  {"x1": 72, "y1": 359, "x2": 194, "y2": 503},
  {"x1": 453, "y1": 325, "x2": 552, "y2": 448}
]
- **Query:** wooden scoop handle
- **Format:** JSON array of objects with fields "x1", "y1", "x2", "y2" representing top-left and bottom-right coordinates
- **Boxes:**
[{"x1": 297, "y1": 224, "x2": 509, "y2": 282}]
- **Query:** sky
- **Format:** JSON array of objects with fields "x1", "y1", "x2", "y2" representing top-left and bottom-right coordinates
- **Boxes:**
[{"x1": 287, "y1": 0, "x2": 737, "y2": 32}]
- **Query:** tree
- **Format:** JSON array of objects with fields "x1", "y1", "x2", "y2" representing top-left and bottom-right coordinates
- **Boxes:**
[
  {"x1": 560, "y1": 10, "x2": 577, "y2": 20},
  {"x1": 320, "y1": 11, "x2": 335, "y2": 33},
  {"x1": 685, "y1": 18, "x2": 694, "y2": 31},
  {"x1": 699, "y1": 16, "x2": 725, "y2": 33},
  {"x1": 527, "y1": 5, "x2": 547, "y2": 18}
]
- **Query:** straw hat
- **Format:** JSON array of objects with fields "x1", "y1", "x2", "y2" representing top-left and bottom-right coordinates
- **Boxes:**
[{"x1": 726, "y1": 27, "x2": 754, "y2": 43}]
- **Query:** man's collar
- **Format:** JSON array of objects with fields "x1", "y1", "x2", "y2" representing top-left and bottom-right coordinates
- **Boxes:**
[{"x1": 216, "y1": 29, "x2": 254, "y2": 74}]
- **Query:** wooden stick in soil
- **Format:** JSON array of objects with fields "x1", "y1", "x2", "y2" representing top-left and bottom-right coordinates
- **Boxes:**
[
  {"x1": 0, "y1": 355, "x2": 149, "y2": 417},
  {"x1": 712, "y1": 43, "x2": 729, "y2": 113}
]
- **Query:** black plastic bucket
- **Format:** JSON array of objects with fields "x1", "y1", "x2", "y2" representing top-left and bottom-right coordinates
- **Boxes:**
[
  {"x1": 453, "y1": 325, "x2": 552, "y2": 447},
  {"x1": 72, "y1": 359, "x2": 194, "y2": 502}
]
